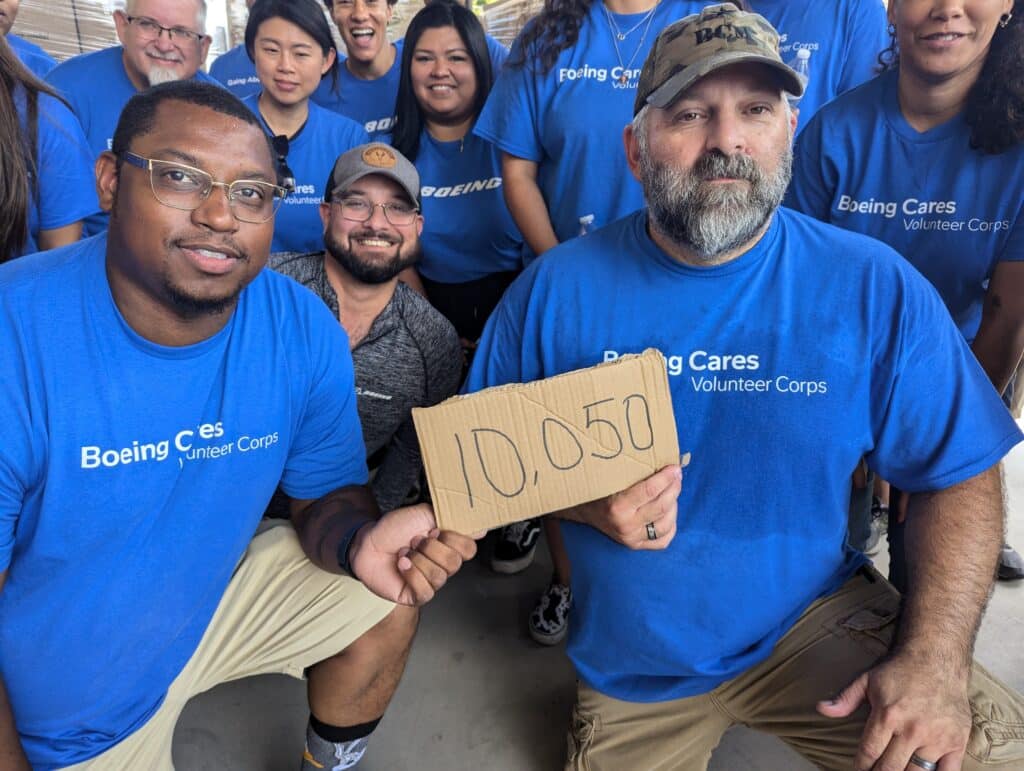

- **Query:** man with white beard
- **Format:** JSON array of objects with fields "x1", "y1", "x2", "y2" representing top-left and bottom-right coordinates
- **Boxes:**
[
  {"x1": 464, "y1": 4, "x2": 1024, "y2": 770},
  {"x1": 46, "y1": 0, "x2": 220, "y2": 235}
]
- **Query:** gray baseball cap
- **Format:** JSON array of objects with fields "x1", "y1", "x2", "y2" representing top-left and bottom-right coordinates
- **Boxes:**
[
  {"x1": 634, "y1": 2, "x2": 804, "y2": 116},
  {"x1": 325, "y1": 143, "x2": 420, "y2": 204}
]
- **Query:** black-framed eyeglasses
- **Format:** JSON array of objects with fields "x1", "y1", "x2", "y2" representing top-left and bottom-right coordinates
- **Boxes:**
[
  {"x1": 333, "y1": 196, "x2": 419, "y2": 226},
  {"x1": 271, "y1": 135, "x2": 297, "y2": 194},
  {"x1": 124, "y1": 15, "x2": 206, "y2": 45},
  {"x1": 120, "y1": 152, "x2": 289, "y2": 224}
]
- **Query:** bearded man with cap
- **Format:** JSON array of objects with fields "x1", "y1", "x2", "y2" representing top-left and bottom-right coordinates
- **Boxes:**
[
  {"x1": 272, "y1": 143, "x2": 462, "y2": 516},
  {"x1": 463, "y1": 5, "x2": 1024, "y2": 770}
]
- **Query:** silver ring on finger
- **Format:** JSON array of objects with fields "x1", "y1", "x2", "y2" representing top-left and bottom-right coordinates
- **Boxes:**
[
  {"x1": 909, "y1": 753, "x2": 938, "y2": 771},
  {"x1": 645, "y1": 522, "x2": 657, "y2": 541}
]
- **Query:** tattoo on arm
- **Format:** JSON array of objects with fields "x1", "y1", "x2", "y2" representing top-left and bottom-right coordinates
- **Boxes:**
[{"x1": 291, "y1": 485, "x2": 380, "y2": 573}]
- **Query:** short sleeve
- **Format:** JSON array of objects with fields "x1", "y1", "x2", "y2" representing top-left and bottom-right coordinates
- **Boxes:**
[
  {"x1": 35, "y1": 95, "x2": 98, "y2": 231},
  {"x1": 474, "y1": 31, "x2": 545, "y2": 163},
  {"x1": 279, "y1": 303, "x2": 369, "y2": 500},
  {"x1": 867, "y1": 266, "x2": 1022, "y2": 491},
  {"x1": 785, "y1": 110, "x2": 838, "y2": 222},
  {"x1": 838, "y1": 0, "x2": 889, "y2": 93},
  {"x1": 0, "y1": 298, "x2": 45, "y2": 571},
  {"x1": 486, "y1": 34, "x2": 510, "y2": 73}
]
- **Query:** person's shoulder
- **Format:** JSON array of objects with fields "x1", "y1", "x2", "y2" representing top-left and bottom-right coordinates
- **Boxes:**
[
  {"x1": 0, "y1": 236, "x2": 101, "y2": 304},
  {"x1": 309, "y1": 100, "x2": 368, "y2": 139},
  {"x1": 210, "y1": 44, "x2": 247, "y2": 74},
  {"x1": 776, "y1": 206, "x2": 906, "y2": 269},
  {"x1": 268, "y1": 250, "x2": 323, "y2": 284},
  {"x1": 813, "y1": 70, "x2": 889, "y2": 124},
  {"x1": 392, "y1": 282, "x2": 458, "y2": 345},
  {"x1": 47, "y1": 45, "x2": 121, "y2": 84}
]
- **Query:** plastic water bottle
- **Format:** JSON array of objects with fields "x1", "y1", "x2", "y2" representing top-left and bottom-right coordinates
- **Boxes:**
[
  {"x1": 786, "y1": 48, "x2": 810, "y2": 109},
  {"x1": 578, "y1": 214, "x2": 595, "y2": 237}
]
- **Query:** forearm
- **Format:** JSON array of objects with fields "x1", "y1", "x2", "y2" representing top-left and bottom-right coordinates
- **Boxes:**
[
  {"x1": 971, "y1": 261, "x2": 1024, "y2": 395},
  {"x1": 0, "y1": 680, "x2": 28, "y2": 771},
  {"x1": 894, "y1": 465, "x2": 1003, "y2": 675},
  {"x1": 290, "y1": 485, "x2": 381, "y2": 574},
  {"x1": 971, "y1": 317, "x2": 1024, "y2": 397},
  {"x1": 0, "y1": 571, "x2": 29, "y2": 770},
  {"x1": 501, "y1": 155, "x2": 559, "y2": 255}
]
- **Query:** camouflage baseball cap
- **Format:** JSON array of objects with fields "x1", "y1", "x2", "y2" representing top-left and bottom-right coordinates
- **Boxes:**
[
  {"x1": 325, "y1": 142, "x2": 420, "y2": 204},
  {"x1": 633, "y1": 2, "x2": 804, "y2": 116}
]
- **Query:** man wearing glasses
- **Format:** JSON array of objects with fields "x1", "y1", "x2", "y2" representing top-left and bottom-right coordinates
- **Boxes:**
[
  {"x1": 46, "y1": 0, "x2": 221, "y2": 235},
  {"x1": 0, "y1": 82, "x2": 477, "y2": 771},
  {"x1": 272, "y1": 143, "x2": 463, "y2": 516}
]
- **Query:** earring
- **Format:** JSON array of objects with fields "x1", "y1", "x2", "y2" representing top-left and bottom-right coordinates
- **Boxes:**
[
  {"x1": 887, "y1": 22, "x2": 896, "y2": 35},
  {"x1": 999, "y1": 12, "x2": 1012, "y2": 28}
]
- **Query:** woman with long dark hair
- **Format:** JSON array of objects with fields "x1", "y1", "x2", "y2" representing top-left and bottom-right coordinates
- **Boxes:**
[
  {"x1": 787, "y1": 0, "x2": 1024, "y2": 585},
  {"x1": 0, "y1": 36, "x2": 94, "y2": 263},
  {"x1": 392, "y1": 1, "x2": 524, "y2": 347},
  {"x1": 242, "y1": 0, "x2": 369, "y2": 254},
  {"x1": 474, "y1": 0, "x2": 705, "y2": 258},
  {"x1": 472, "y1": 0, "x2": 705, "y2": 649}
]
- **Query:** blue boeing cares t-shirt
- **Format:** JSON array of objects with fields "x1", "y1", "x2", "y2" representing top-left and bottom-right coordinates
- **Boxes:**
[
  {"x1": 210, "y1": 43, "x2": 261, "y2": 99},
  {"x1": 464, "y1": 208, "x2": 1021, "y2": 702},
  {"x1": 17, "y1": 91, "x2": 97, "y2": 258},
  {"x1": 752, "y1": 0, "x2": 888, "y2": 130},
  {"x1": 786, "y1": 69, "x2": 1024, "y2": 342},
  {"x1": 0, "y1": 235, "x2": 368, "y2": 769},
  {"x1": 7, "y1": 33, "x2": 57, "y2": 78},
  {"x1": 313, "y1": 41, "x2": 403, "y2": 139},
  {"x1": 474, "y1": 0, "x2": 704, "y2": 253},
  {"x1": 46, "y1": 46, "x2": 222, "y2": 235},
  {"x1": 243, "y1": 94, "x2": 370, "y2": 254},
  {"x1": 414, "y1": 128, "x2": 524, "y2": 283}
]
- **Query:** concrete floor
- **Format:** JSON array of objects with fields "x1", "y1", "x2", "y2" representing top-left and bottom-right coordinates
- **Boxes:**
[{"x1": 174, "y1": 440, "x2": 1024, "y2": 770}]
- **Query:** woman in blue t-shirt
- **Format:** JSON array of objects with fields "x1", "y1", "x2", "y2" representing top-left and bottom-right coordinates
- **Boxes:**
[
  {"x1": 787, "y1": 0, "x2": 1024, "y2": 585},
  {"x1": 391, "y1": 2, "x2": 524, "y2": 347},
  {"x1": 470, "y1": 0, "x2": 702, "y2": 651},
  {"x1": 1, "y1": 37, "x2": 95, "y2": 263},
  {"x1": 243, "y1": 0, "x2": 370, "y2": 254}
]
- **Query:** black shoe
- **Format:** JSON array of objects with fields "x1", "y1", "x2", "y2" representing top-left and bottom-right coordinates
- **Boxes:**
[
  {"x1": 490, "y1": 518, "x2": 541, "y2": 574},
  {"x1": 529, "y1": 580, "x2": 571, "y2": 645},
  {"x1": 998, "y1": 544, "x2": 1024, "y2": 581}
]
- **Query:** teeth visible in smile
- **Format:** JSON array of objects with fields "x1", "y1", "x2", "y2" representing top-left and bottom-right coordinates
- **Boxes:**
[
  {"x1": 430, "y1": 85, "x2": 453, "y2": 91},
  {"x1": 195, "y1": 248, "x2": 228, "y2": 260},
  {"x1": 352, "y1": 28, "x2": 373, "y2": 37},
  {"x1": 357, "y1": 239, "x2": 392, "y2": 247},
  {"x1": 928, "y1": 33, "x2": 961, "y2": 40}
]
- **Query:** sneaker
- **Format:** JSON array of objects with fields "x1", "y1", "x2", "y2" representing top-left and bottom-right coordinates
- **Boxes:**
[
  {"x1": 864, "y1": 497, "x2": 889, "y2": 556},
  {"x1": 529, "y1": 581, "x2": 571, "y2": 645},
  {"x1": 998, "y1": 544, "x2": 1024, "y2": 581},
  {"x1": 490, "y1": 518, "x2": 541, "y2": 574}
]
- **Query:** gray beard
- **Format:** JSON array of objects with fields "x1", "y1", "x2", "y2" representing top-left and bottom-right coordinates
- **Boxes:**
[
  {"x1": 640, "y1": 144, "x2": 792, "y2": 263},
  {"x1": 147, "y1": 65, "x2": 182, "y2": 86}
]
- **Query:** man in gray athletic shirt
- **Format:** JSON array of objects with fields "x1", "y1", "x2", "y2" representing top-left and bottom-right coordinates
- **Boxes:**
[{"x1": 272, "y1": 143, "x2": 462, "y2": 512}]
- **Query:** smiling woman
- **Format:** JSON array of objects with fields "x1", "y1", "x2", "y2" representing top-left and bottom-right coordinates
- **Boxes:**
[
  {"x1": 391, "y1": 2, "x2": 525, "y2": 346},
  {"x1": 241, "y1": 0, "x2": 370, "y2": 255},
  {"x1": 787, "y1": 0, "x2": 1024, "y2": 585}
]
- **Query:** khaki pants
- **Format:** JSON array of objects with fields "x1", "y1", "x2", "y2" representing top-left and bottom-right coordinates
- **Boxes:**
[
  {"x1": 566, "y1": 568, "x2": 1024, "y2": 771},
  {"x1": 64, "y1": 522, "x2": 394, "y2": 771}
]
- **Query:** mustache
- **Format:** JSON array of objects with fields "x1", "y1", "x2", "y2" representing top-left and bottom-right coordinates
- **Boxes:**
[
  {"x1": 692, "y1": 151, "x2": 761, "y2": 183},
  {"x1": 350, "y1": 228, "x2": 400, "y2": 244}
]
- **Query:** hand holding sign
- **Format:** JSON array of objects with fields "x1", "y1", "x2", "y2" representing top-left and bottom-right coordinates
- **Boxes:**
[
  {"x1": 414, "y1": 350, "x2": 682, "y2": 535},
  {"x1": 565, "y1": 463, "x2": 683, "y2": 549}
]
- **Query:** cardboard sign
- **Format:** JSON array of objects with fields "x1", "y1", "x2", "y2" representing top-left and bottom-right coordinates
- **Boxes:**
[{"x1": 413, "y1": 349, "x2": 681, "y2": 534}]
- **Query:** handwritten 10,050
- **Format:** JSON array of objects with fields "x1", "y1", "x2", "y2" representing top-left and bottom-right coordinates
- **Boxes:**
[{"x1": 452, "y1": 394, "x2": 656, "y2": 507}]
